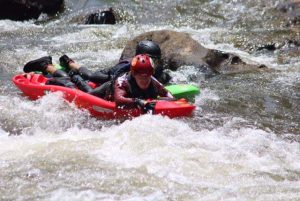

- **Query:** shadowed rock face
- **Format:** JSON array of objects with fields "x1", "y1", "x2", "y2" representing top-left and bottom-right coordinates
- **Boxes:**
[
  {"x1": 0, "y1": 0, "x2": 63, "y2": 21},
  {"x1": 121, "y1": 30, "x2": 266, "y2": 75}
]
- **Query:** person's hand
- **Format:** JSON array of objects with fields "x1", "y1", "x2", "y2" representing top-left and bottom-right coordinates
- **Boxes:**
[
  {"x1": 134, "y1": 98, "x2": 156, "y2": 113},
  {"x1": 144, "y1": 101, "x2": 156, "y2": 112},
  {"x1": 134, "y1": 98, "x2": 147, "y2": 108}
]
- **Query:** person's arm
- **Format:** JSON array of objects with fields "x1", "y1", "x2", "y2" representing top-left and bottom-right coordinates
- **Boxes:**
[
  {"x1": 107, "y1": 59, "x2": 131, "y2": 79},
  {"x1": 114, "y1": 78, "x2": 136, "y2": 107}
]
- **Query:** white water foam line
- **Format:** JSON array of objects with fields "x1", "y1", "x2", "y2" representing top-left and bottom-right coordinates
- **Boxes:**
[
  {"x1": 0, "y1": 19, "x2": 39, "y2": 32},
  {"x1": 0, "y1": 114, "x2": 299, "y2": 200}
]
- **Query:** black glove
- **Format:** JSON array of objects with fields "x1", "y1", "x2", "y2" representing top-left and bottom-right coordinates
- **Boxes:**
[
  {"x1": 134, "y1": 98, "x2": 147, "y2": 107},
  {"x1": 144, "y1": 101, "x2": 156, "y2": 112},
  {"x1": 134, "y1": 98, "x2": 156, "y2": 113}
]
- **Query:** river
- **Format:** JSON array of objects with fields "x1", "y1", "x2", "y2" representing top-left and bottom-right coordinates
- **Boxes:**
[{"x1": 0, "y1": 0, "x2": 299, "y2": 200}]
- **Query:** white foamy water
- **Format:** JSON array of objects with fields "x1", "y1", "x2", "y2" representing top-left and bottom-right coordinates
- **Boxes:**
[
  {"x1": 0, "y1": 115, "x2": 299, "y2": 200},
  {"x1": 169, "y1": 65, "x2": 206, "y2": 84},
  {"x1": 48, "y1": 27, "x2": 112, "y2": 44},
  {"x1": 0, "y1": 20, "x2": 38, "y2": 32},
  {"x1": 1, "y1": 1, "x2": 300, "y2": 199},
  {"x1": 187, "y1": 27, "x2": 289, "y2": 71},
  {"x1": 0, "y1": 93, "x2": 103, "y2": 135}
]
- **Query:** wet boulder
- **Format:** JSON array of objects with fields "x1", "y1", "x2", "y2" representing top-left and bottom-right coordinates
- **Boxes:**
[
  {"x1": 0, "y1": 0, "x2": 63, "y2": 21},
  {"x1": 121, "y1": 30, "x2": 266, "y2": 74},
  {"x1": 65, "y1": 7, "x2": 121, "y2": 25},
  {"x1": 85, "y1": 8, "x2": 116, "y2": 24}
]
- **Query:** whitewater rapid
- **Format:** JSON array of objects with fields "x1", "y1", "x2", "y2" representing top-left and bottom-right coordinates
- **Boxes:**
[
  {"x1": 0, "y1": 111, "x2": 299, "y2": 200},
  {"x1": 1, "y1": 0, "x2": 300, "y2": 199}
]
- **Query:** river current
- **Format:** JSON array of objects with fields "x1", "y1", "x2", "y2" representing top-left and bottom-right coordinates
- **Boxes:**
[{"x1": 0, "y1": 0, "x2": 299, "y2": 200}]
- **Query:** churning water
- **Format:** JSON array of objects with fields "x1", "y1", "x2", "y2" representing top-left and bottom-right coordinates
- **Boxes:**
[{"x1": 0, "y1": 0, "x2": 299, "y2": 200}]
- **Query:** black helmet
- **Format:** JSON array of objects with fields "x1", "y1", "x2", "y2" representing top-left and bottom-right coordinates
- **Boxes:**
[{"x1": 135, "y1": 40, "x2": 161, "y2": 59}]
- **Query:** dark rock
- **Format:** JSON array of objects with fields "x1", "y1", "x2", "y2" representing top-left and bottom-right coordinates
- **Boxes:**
[
  {"x1": 258, "y1": 38, "x2": 300, "y2": 54},
  {"x1": 257, "y1": 44, "x2": 277, "y2": 51},
  {"x1": 121, "y1": 30, "x2": 265, "y2": 74},
  {"x1": 85, "y1": 8, "x2": 116, "y2": 24},
  {"x1": 0, "y1": 0, "x2": 64, "y2": 21}
]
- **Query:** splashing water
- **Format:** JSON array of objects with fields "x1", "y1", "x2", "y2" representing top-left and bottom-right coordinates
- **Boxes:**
[{"x1": 0, "y1": 0, "x2": 299, "y2": 200}]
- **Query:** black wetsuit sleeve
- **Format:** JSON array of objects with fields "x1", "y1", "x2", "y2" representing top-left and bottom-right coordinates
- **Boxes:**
[{"x1": 107, "y1": 60, "x2": 131, "y2": 79}]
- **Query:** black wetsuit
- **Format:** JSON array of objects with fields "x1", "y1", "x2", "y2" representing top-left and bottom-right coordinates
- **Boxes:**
[
  {"x1": 78, "y1": 59, "x2": 131, "y2": 84},
  {"x1": 47, "y1": 58, "x2": 171, "y2": 99},
  {"x1": 73, "y1": 58, "x2": 171, "y2": 98},
  {"x1": 78, "y1": 58, "x2": 170, "y2": 84}
]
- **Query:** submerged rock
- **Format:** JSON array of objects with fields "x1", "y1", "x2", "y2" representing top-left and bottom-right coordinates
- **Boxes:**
[{"x1": 121, "y1": 30, "x2": 266, "y2": 75}]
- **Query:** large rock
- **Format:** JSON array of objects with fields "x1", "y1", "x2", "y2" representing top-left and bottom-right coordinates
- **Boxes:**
[
  {"x1": 121, "y1": 30, "x2": 266, "y2": 74},
  {"x1": 85, "y1": 8, "x2": 116, "y2": 24},
  {"x1": 0, "y1": 0, "x2": 63, "y2": 21}
]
